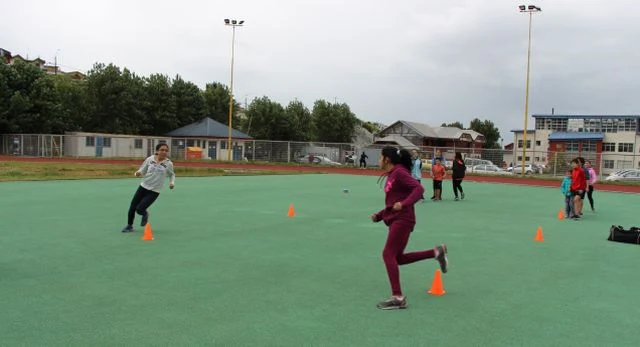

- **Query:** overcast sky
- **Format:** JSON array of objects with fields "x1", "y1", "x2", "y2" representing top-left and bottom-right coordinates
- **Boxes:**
[{"x1": 2, "y1": 0, "x2": 639, "y2": 143}]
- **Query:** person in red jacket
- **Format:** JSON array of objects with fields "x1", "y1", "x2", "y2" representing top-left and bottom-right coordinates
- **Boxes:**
[
  {"x1": 372, "y1": 146, "x2": 448, "y2": 310},
  {"x1": 570, "y1": 158, "x2": 586, "y2": 219}
]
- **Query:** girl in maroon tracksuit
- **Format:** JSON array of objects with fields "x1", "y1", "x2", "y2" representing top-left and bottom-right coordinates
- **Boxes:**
[{"x1": 372, "y1": 146, "x2": 449, "y2": 310}]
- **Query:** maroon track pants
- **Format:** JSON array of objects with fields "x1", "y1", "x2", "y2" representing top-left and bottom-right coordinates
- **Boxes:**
[{"x1": 383, "y1": 220, "x2": 435, "y2": 296}]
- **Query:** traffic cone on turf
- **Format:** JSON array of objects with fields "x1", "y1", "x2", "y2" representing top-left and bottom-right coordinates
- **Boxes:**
[
  {"x1": 142, "y1": 223, "x2": 154, "y2": 241},
  {"x1": 557, "y1": 209, "x2": 565, "y2": 220},
  {"x1": 427, "y1": 269, "x2": 446, "y2": 296},
  {"x1": 287, "y1": 203, "x2": 296, "y2": 217},
  {"x1": 534, "y1": 226, "x2": 544, "y2": 242}
]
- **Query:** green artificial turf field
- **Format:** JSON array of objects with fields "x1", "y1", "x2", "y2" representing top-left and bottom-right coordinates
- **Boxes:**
[{"x1": 1, "y1": 174, "x2": 638, "y2": 346}]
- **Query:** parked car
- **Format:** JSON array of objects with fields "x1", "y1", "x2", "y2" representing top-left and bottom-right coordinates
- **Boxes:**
[
  {"x1": 345, "y1": 154, "x2": 357, "y2": 164},
  {"x1": 295, "y1": 154, "x2": 342, "y2": 166},
  {"x1": 507, "y1": 164, "x2": 535, "y2": 175},
  {"x1": 605, "y1": 169, "x2": 640, "y2": 182},
  {"x1": 470, "y1": 164, "x2": 513, "y2": 175},
  {"x1": 464, "y1": 158, "x2": 493, "y2": 167}
]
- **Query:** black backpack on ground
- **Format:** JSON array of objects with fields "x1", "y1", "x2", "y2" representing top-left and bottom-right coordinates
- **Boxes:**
[{"x1": 607, "y1": 225, "x2": 640, "y2": 245}]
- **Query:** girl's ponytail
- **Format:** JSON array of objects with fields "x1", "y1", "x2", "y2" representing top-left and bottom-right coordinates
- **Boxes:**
[{"x1": 398, "y1": 149, "x2": 413, "y2": 172}]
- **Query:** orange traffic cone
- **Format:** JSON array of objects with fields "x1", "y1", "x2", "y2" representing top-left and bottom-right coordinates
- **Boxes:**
[
  {"x1": 534, "y1": 226, "x2": 544, "y2": 242},
  {"x1": 557, "y1": 209, "x2": 565, "y2": 220},
  {"x1": 427, "y1": 269, "x2": 446, "y2": 296},
  {"x1": 287, "y1": 203, "x2": 295, "y2": 217},
  {"x1": 142, "y1": 223, "x2": 154, "y2": 241}
]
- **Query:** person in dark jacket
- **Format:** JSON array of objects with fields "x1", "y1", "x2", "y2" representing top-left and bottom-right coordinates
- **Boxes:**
[
  {"x1": 372, "y1": 146, "x2": 448, "y2": 310},
  {"x1": 451, "y1": 152, "x2": 466, "y2": 201}
]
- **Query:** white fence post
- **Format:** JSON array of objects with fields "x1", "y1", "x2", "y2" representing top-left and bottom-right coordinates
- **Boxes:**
[{"x1": 287, "y1": 141, "x2": 291, "y2": 163}]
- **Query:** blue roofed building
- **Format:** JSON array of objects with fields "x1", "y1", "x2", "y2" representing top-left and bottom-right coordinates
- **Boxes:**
[{"x1": 166, "y1": 117, "x2": 252, "y2": 161}]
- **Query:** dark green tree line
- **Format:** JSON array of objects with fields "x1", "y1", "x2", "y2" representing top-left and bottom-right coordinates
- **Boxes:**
[{"x1": 0, "y1": 60, "x2": 362, "y2": 143}]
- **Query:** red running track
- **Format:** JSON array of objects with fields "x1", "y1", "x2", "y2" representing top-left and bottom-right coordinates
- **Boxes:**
[{"x1": 2, "y1": 156, "x2": 638, "y2": 194}]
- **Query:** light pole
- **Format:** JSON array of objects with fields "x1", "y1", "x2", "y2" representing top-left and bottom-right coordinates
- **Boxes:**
[
  {"x1": 519, "y1": 4, "x2": 541, "y2": 176},
  {"x1": 54, "y1": 49, "x2": 60, "y2": 75},
  {"x1": 224, "y1": 18, "x2": 244, "y2": 161}
]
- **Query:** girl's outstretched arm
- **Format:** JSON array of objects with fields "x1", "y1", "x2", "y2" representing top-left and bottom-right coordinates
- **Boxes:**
[
  {"x1": 167, "y1": 162, "x2": 176, "y2": 188},
  {"x1": 136, "y1": 157, "x2": 151, "y2": 176}
]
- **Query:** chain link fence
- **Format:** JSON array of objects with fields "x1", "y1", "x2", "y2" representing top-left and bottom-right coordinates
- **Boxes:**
[{"x1": 2, "y1": 133, "x2": 639, "y2": 179}]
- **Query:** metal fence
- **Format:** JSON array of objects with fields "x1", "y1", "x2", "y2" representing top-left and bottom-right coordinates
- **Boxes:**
[{"x1": 2, "y1": 133, "x2": 639, "y2": 179}]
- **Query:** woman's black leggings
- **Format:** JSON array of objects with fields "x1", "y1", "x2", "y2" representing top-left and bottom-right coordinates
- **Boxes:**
[
  {"x1": 453, "y1": 179, "x2": 464, "y2": 197},
  {"x1": 587, "y1": 185, "x2": 594, "y2": 210},
  {"x1": 128, "y1": 186, "x2": 160, "y2": 225}
]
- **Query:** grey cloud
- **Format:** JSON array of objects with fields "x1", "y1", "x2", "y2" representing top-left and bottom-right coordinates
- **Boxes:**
[{"x1": 1, "y1": 0, "x2": 639, "y2": 142}]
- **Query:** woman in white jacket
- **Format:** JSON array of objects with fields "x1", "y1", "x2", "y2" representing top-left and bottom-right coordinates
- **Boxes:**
[{"x1": 122, "y1": 143, "x2": 175, "y2": 232}]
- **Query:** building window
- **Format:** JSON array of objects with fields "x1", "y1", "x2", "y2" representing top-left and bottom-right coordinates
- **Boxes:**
[
  {"x1": 584, "y1": 119, "x2": 601, "y2": 132},
  {"x1": 103, "y1": 138, "x2": 111, "y2": 148},
  {"x1": 603, "y1": 160, "x2": 614, "y2": 169},
  {"x1": 601, "y1": 119, "x2": 618, "y2": 133},
  {"x1": 535, "y1": 141, "x2": 541, "y2": 146},
  {"x1": 134, "y1": 139, "x2": 143, "y2": 149},
  {"x1": 603, "y1": 143, "x2": 616, "y2": 152},
  {"x1": 85, "y1": 136, "x2": 95, "y2": 147},
  {"x1": 517, "y1": 140, "x2": 531, "y2": 148},
  {"x1": 535, "y1": 118, "x2": 568, "y2": 131},
  {"x1": 582, "y1": 141, "x2": 597, "y2": 152},
  {"x1": 566, "y1": 141, "x2": 580, "y2": 152},
  {"x1": 621, "y1": 119, "x2": 637, "y2": 132},
  {"x1": 618, "y1": 143, "x2": 633, "y2": 153},
  {"x1": 617, "y1": 160, "x2": 632, "y2": 169}
]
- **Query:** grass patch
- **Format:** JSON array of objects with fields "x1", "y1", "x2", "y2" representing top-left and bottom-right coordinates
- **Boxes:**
[{"x1": 0, "y1": 162, "x2": 319, "y2": 182}]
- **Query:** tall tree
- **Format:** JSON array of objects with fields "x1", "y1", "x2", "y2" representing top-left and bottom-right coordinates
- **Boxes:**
[
  {"x1": 171, "y1": 75, "x2": 205, "y2": 127},
  {"x1": 361, "y1": 121, "x2": 382, "y2": 135},
  {"x1": 311, "y1": 100, "x2": 359, "y2": 143},
  {"x1": 441, "y1": 121, "x2": 464, "y2": 129},
  {"x1": 0, "y1": 60, "x2": 59, "y2": 133},
  {"x1": 142, "y1": 73, "x2": 176, "y2": 135},
  {"x1": 51, "y1": 74, "x2": 90, "y2": 132},
  {"x1": 469, "y1": 118, "x2": 501, "y2": 149},
  {"x1": 202, "y1": 82, "x2": 240, "y2": 127},
  {"x1": 284, "y1": 99, "x2": 312, "y2": 141},
  {"x1": 244, "y1": 96, "x2": 287, "y2": 140},
  {"x1": 85, "y1": 63, "x2": 146, "y2": 134}
]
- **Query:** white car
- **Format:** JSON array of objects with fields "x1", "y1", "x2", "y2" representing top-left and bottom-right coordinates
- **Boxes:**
[
  {"x1": 471, "y1": 164, "x2": 513, "y2": 175},
  {"x1": 507, "y1": 164, "x2": 534, "y2": 175},
  {"x1": 296, "y1": 154, "x2": 342, "y2": 166},
  {"x1": 605, "y1": 169, "x2": 640, "y2": 182}
]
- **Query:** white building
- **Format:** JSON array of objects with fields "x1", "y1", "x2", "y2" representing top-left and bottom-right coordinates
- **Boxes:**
[
  {"x1": 64, "y1": 132, "x2": 170, "y2": 158},
  {"x1": 511, "y1": 114, "x2": 640, "y2": 175},
  {"x1": 507, "y1": 129, "x2": 546, "y2": 167}
]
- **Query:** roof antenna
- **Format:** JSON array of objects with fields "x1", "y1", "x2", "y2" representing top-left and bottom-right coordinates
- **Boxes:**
[{"x1": 551, "y1": 107, "x2": 555, "y2": 115}]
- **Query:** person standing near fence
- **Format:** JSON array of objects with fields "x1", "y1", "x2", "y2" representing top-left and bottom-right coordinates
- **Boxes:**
[
  {"x1": 410, "y1": 150, "x2": 425, "y2": 201},
  {"x1": 430, "y1": 149, "x2": 445, "y2": 200},
  {"x1": 359, "y1": 151, "x2": 368, "y2": 168},
  {"x1": 585, "y1": 160, "x2": 597, "y2": 211},
  {"x1": 122, "y1": 143, "x2": 175, "y2": 232},
  {"x1": 451, "y1": 152, "x2": 466, "y2": 201},
  {"x1": 372, "y1": 146, "x2": 448, "y2": 310},
  {"x1": 560, "y1": 169, "x2": 574, "y2": 219},
  {"x1": 431, "y1": 158, "x2": 446, "y2": 201},
  {"x1": 569, "y1": 158, "x2": 586, "y2": 220}
]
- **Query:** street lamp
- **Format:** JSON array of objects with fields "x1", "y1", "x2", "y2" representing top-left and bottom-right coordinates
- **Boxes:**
[
  {"x1": 518, "y1": 4, "x2": 541, "y2": 176},
  {"x1": 224, "y1": 18, "x2": 245, "y2": 161}
]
